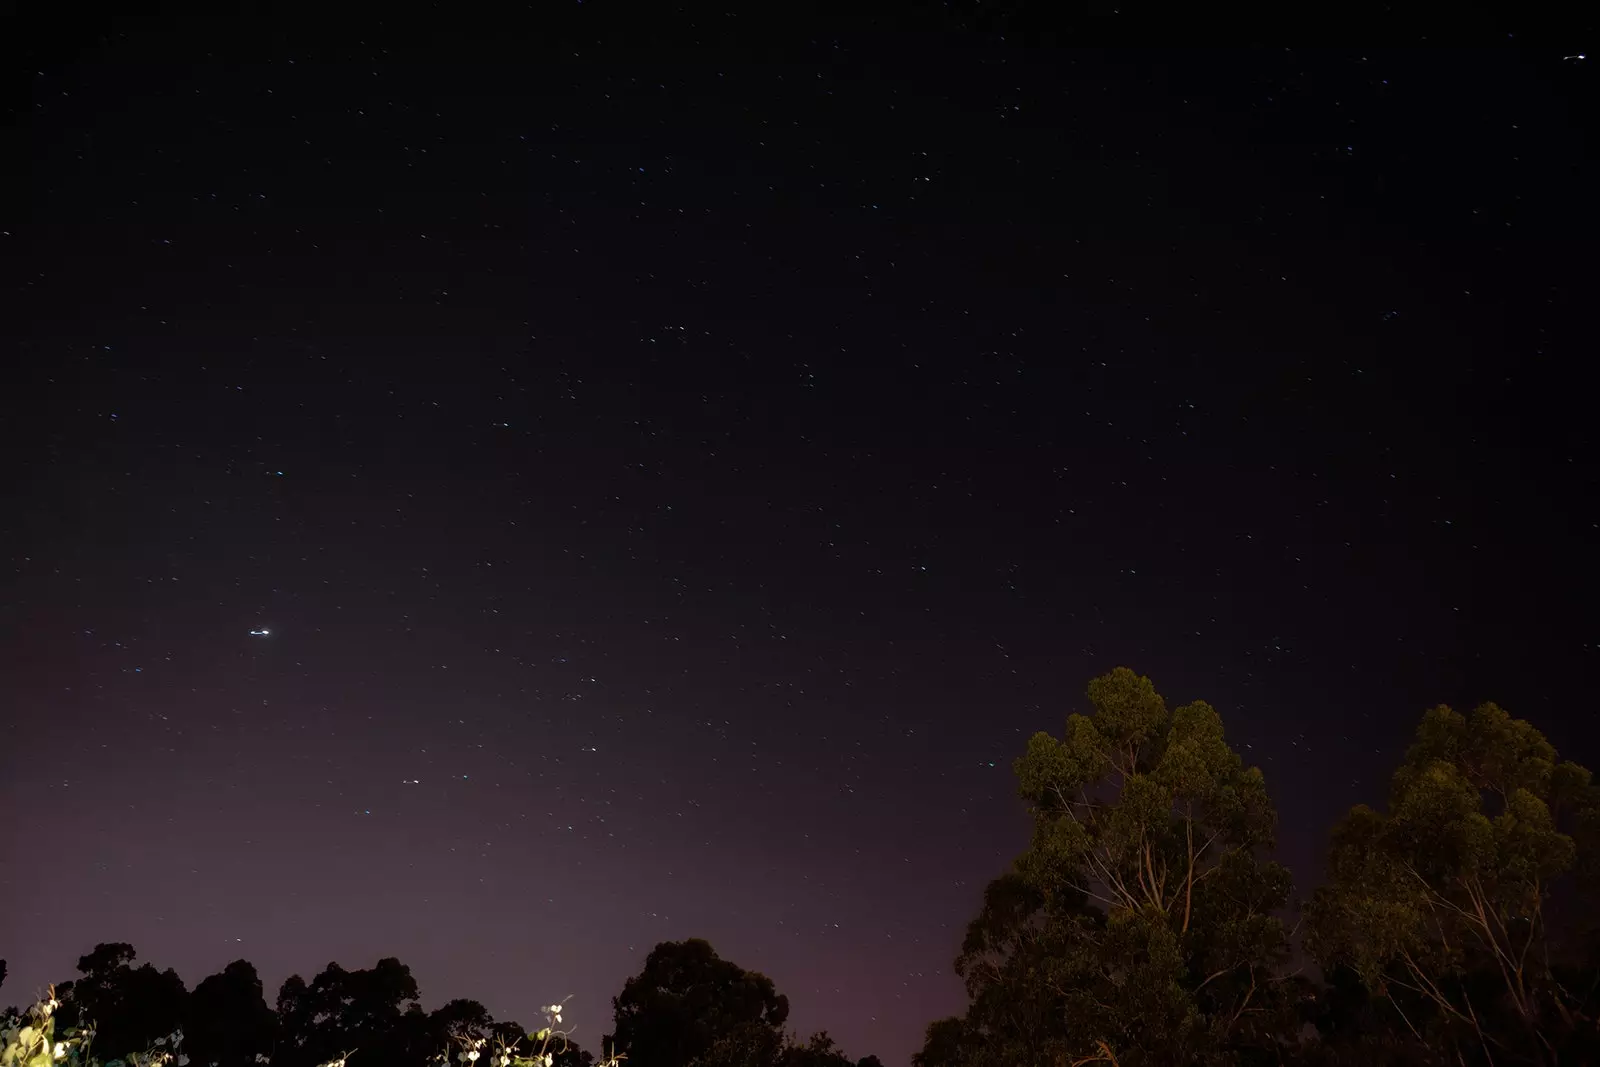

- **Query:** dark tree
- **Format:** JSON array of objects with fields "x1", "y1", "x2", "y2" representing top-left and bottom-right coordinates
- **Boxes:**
[
  {"x1": 779, "y1": 1031, "x2": 867, "y2": 1067},
  {"x1": 274, "y1": 957, "x2": 421, "y2": 1067},
  {"x1": 274, "y1": 972, "x2": 313, "y2": 1064},
  {"x1": 687, "y1": 1020, "x2": 787, "y2": 1067},
  {"x1": 390, "y1": 1002, "x2": 435, "y2": 1067},
  {"x1": 415, "y1": 1009, "x2": 594, "y2": 1067},
  {"x1": 1295, "y1": 963, "x2": 1431, "y2": 1067},
  {"x1": 431, "y1": 997, "x2": 495, "y2": 1040},
  {"x1": 411, "y1": 998, "x2": 496, "y2": 1063},
  {"x1": 922, "y1": 668, "x2": 1299, "y2": 1067},
  {"x1": 688, "y1": 1021, "x2": 880, "y2": 1067},
  {"x1": 57, "y1": 943, "x2": 188, "y2": 1061},
  {"x1": 185, "y1": 960, "x2": 278, "y2": 1067},
  {"x1": 913, "y1": 1016, "x2": 982, "y2": 1067},
  {"x1": 608, "y1": 939, "x2": 789, "y2": 1067}
]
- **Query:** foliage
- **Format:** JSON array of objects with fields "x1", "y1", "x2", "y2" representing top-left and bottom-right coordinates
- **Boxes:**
[
  {"x1": 184, "y1": 961, "x2": 276, "y2": 1067},
  {"x1": 921, "y1": 667, "x2": 1298, "y2": 1067},
  {"x1": 602, "y1": 940, "x2": 878, "y2": 1067},
  {"x1": 2, "y1": 987, "x2": 193, "y2": 1067},
  {"x1": 911, "y1": 1016, "x2": 977, "y2": 1067},
  {"x1": 432, "y1": 1001, "x2": 616, "y2": 1067},
  {"x1": 608, "y1": 939, "x2": 789, "y2": 1067},
  {"x1": 0, "y1": 988, "x2": 613, "y2": 1067},
  {"x1": 55, "y1": 946, "x2": 187, "y2": 1064},
  {"x1": 775, "y1": 1031, "x2": 881, "y2": 1067},
  {"x1": 684, "y1": 1020, "x2": 786, "y2": 1067},
  {"x1": 686, "y1": 1023, "x2": 879, "y2": 1067},
  {"x1": 2, "y1": 991, "x2": 93, "y2": 1067},
  {"x1": 1308, "y1": 701, "x2": 1600, "y2": 1065},
  {"x1": 274, "y1": 958, "x2": 421, "y2": 1067}
]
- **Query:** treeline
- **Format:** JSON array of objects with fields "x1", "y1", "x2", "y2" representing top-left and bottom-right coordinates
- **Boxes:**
[
  {"x1": 1, "y1": 939, "x2": 880, "y2": 1067},
  {"x1": 6, "y1": 668, "x2": 1598, "y2": 1066}
]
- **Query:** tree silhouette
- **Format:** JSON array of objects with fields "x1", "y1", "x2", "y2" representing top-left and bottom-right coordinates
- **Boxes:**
[
  {"x1": 415, "y1": 997, "x2": 495, "y2": 1062},
  {"x1": 922, "y1": 668, "x2": 1298, "y2": 1067},
  {"x1": 685, "y1": 1019, "x2": 787, "y2": 1067},
  {"x1": 604, "y1": 940, "x2": 882, "y2": 1067},
  {"x1": 911, "y1": 1016, "x2": 977, "y2": 1067},
  {"x1": 275, "y1": 957, "x2": 421, "y2": 1067},
  {"x1": 26, "y1": 949, "x2": 598, "y2": 1067},
  {"x1": 185, "y1": 959, "x2": 278, "y2": 1067},
  {"x1": 430, "y1": 997, "x2": 494, "y2": 1036},
  {"x1": 54, "y1": 943, "x2": 188, "y2": 1061},
  {"x1": 266, "y1": 960, "x2": 598, "y2": 1067},
  {"x1": 608, "y1": 939, "x2": 789, "y2": 1067},
  {"x1": 779, "y1": 1031, "x2": 881, "y2": 1067}
]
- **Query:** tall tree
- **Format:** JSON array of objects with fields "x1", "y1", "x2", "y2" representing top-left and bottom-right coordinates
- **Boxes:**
[
  {"x1": 608, "y1": 939, "x2": 789, "y2": 1067},
  {"x1": 1308, "y1": 701, "x2": 1600, "y2": 1066},
  {"x1": 274, "y1": 957, "x2": 421, "y2": 1067},
  {"x1": 56, "y1": 943, "x2": 188, "y2": 1061},
  {"x1": 186, "y1": 959, "x2": 278, "y2": 1067},
  {"x1": 921, "y1": 667, "x2": 1297, "y2": 1067},
  {"x1": 414, "y1": 998, "x2": 496, "y2": 1063}
]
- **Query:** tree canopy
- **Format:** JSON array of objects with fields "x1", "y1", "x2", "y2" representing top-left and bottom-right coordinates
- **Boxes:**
[
  {"x1": 1308, "y1": 701, "x2": 1600, "y2": 1066},
  {"x1": 607, "y1": 938, "x2": 789, "y2": 1067},
  {"x1": 920, "y1": 667, "x2": 1297, "y2": 1067},
  {"x1": 601, "y1": 938, "x2": 882, "y2": 1067},
  {"x1": 55, "y1": 943, "x2": 188, "y2": 1062},
  {"x1": 184, "y1": 959, "x2": 277, "y2": 1067}
]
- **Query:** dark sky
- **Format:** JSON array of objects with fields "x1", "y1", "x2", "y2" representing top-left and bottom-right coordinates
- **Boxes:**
[{"x1": 5, "y1": 13, "x2": 1597, "y2": 1067}]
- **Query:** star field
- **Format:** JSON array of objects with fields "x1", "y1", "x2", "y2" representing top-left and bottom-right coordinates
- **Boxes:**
[{"x1": 5, "y1": 15, "x2": 1597, "y2": 1067}]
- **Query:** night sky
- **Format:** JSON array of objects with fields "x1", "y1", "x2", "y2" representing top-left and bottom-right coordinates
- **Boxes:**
[{"x1": 6, "y1": 15, "x2": 1597, "y2": 1067}]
